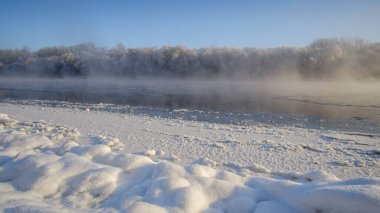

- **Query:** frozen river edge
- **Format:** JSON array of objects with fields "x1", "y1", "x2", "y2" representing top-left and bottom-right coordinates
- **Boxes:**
[{"x1": 0, "y1": 101, "x2": 380, "y2": 212}]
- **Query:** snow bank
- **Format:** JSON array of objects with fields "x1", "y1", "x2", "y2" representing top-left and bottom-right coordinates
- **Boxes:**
[{"x1": 0, "y1": 113, "x2": 380, "y2": 213}]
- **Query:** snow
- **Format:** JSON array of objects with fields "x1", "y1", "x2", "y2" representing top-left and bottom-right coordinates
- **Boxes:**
[
  {"x1": 145, "y1": 149, "x2": 157, "y2": 157},
  {"x1": 2, "y1": 101, "x2": 379, "y2": 179},
  {"x1": 0, "y1": 102, "x2": 380, "y2": 212}
]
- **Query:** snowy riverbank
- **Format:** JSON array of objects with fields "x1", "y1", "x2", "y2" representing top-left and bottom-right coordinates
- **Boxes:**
[{"x1": 0, "y1": 102, "x2": 380, "y2": 212}]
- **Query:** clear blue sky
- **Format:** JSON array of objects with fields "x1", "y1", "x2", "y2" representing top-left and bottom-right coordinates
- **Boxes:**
[{"x1": 0, "y1": 0, "x2": 379, "y2": 50}]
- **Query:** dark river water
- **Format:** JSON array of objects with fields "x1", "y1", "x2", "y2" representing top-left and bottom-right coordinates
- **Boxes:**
[{"x1": 1, "y1": 78, "x2": 380, "y2": 124}]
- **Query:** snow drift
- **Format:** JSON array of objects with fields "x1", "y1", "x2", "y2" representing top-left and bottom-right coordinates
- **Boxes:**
[{"x1": 0, "y1": 113, "x2": 380, "y2": 213}]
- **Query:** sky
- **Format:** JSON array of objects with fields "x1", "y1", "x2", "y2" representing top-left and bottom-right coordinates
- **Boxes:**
[{"x1": 0, "y1": 0, "x2": 380, "y2": 50}]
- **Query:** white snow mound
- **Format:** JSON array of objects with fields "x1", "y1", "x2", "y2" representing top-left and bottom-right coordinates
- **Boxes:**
[{"x1": 0, "y1": 114, "x2": 379, "y2": 213}]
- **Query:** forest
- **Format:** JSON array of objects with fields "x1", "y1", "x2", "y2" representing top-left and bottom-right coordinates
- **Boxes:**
[{"x1": 0, "y1": 38, "x2": 379, "y2": 80}]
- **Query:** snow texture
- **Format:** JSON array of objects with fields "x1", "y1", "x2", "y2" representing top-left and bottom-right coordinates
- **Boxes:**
[{"x1": 0, "y1": 112, "x2": 380, "y2": 213}]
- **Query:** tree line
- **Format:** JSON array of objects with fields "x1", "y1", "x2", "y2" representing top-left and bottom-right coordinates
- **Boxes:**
[{"x1": 0, "y1": 38, "x2": 379, "y2": 79}]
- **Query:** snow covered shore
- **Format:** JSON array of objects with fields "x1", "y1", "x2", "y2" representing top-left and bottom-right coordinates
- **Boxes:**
[
  {"x1": 0, "y1": 102, "x2": 380, "y2": 212},
  {"x1": 1, "y1": 101, "x2": 379, "y2": 179}
]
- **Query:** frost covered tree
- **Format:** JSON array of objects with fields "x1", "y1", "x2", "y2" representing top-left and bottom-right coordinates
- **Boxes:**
[{"x1": 0, "y1": 38, "x2": 379, "y2": 80}]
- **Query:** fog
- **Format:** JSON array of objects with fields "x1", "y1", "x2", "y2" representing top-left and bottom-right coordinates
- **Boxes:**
[
  {"x1": 1, "y1": 78, "x2": 379, "y2": 123},
  {"x1": 0, "y1": 38, "x2": 380, "y2": 80},
  {"x1": 1, "y1": 38, "x2": 380, "y2": 121}
]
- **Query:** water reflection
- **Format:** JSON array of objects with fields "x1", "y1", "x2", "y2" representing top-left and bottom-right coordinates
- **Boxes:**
[{"x1": 0, "y1": 78, "x2": 380, "y2": 122}]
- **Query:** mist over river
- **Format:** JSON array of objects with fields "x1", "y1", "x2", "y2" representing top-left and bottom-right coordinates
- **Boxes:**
[{"x1": 1, "y1": 78, "x2": 380, "y2": 124}]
